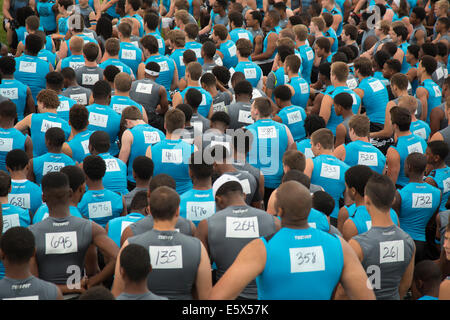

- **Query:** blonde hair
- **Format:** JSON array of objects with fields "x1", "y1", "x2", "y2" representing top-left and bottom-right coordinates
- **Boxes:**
[{"x1": 293, "y1": 24, "x2": 308, "y2": 41}]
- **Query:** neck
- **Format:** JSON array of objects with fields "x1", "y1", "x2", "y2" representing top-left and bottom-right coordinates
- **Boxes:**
[
  {"x1": 334, "y1": 81, "x2": 347, "y2": 87},
  {"x1": 287, "y1": 72, "x2": 298, "y2": 80},
  {"x1": 369, "y1": 207, "x2": 394, "y2": 227},
  {"x1": 48, "y1": 204, "x2": 71, "y2": 218},
  {"x1": 187, "y1": 80, "x2": 200, "y2": 87},
  {"x1": 86, "y1": 180, "x2": 104, "y2": 190},
  {"x1": 120, "y1": 37, "x2": 131, "y2": 43},
  {"x1": 71, "y1": 127, "x2": 87, "y2": 137},
  {"x1": 47, "y1": 147, "x2": 61, "y2": 154},
  {"x1": 1, "y1": 74, "x2": 13, "y2": 80},
  {"x1": 9, "y1": 171, "x2": 27, "y2": 180},
  {"x1": 235, "y1": 95, "x2": 251, "y2": 103},
  {"x1": 207, "y1": 86, "x2": 218, "y2": 96},
  {"x1": 203, "y1": 56, "x2": 214, "y2": 63},
  {"x1": 420, "y1": 74, "x2": 432, "y2": 82},
  {"x1": 396, "y1": 130, "x2": 412, "y2": 138},
  {"x1": 432, "y1": 161, "x2": 446, "y2": 170},
  {"x1": 135, "y1": 179, "x2": 149, "y2": 189},
  {"x1": 193, "y1": 178, "x2": 212, "y2": 190},
  {"x1": 115, "y1": 91, "x2": 129, "y2": 97},
  {"x1": 123, "y1": 280, "x2": 150, "y2": 295},
  {"x1": 153, "y1": 218, "x2": 177, "y2": 231},
  {"x1": 0, "y1": 196, "x2": 8, "y2": 204},
  {"x1": 278, "y1": 101, "x2": 291, "y2": 108},
  {"x1": 0, "y1": 121, "x2": 14, "y2": 129},
  {"x1": 280, "y1": 219, "x2": 310, "y2": 229},
  {"x1": 395, "y1": 90, "x2": 409, "y2": 98},
  {"x1": 225, "y1": 195, "x2": 247, "y2": 207},
  {"x1": 354, "y1": 195, "x2": 365, "y2": 207},
  {"x1": 408, "y1": 174, "x2": 424, "y2": 183},
  {"x1": 317, "y1": 149, "x2": 334, "y2": 156},
  {"x1": 93, "y1": 99, "x2": 109, "y2": 106},
  {"x1": 217, "y1": 164, "x2": 237, "y2": 175},
  {"x1": 4, "y1": 263, "x2": 32, "y2": 280},
  {"x1": 166, "y1": 132, "x2": 181, "y2": 140},
  {"x1": 238, "y1": 56, "x2": 250, "y2": 62},
  {"x1": 42, "y1": 108, "x2": 57, "y2": 114}
]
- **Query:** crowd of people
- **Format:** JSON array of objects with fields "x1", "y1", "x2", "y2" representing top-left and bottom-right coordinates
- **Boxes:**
[{"x1": 0, "y1": 0, "x2": 448, "y2": 301}]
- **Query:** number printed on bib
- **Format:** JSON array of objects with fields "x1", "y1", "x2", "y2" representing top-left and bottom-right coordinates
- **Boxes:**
[
  {"x1": 136, "y1": 83, "x2": 153, "y2": 94},
  {"x1": 121, "y1": 49, "x2": 136, "y2": 60},
  {"x1": 112, "y1": 104, "x2": 127, "y2": 114},
  {"x1": 82, "y1": 73, "x2": 99, "y2": 85},
  {"x1": 81, "y1": 140, "x2": 90, "y2": 154},
  {"x1": 193, "y1": 48, "x2": 201, "y2": 58},
  {"x1": 157, "y1": 38, "x2": 163, "y2": 48},
  {"x1": 320, "y1": 163, "x2": 340, "y2": 180},
  {"x1": 186, "y1": 201, "x2": 215, "y2": 221},
  {"x1": 70, "y1": 93, "x2": 88, "y2": 105},
  {"x1": 19, "y1": 61, "x2": 37, "y2": 73},
  {"x1": 443, "y1": 177, "x2": 450, "y2": 194},
  {"x1": 213, "y1": 101, "x2": 226, "y2": 112},
  {"x1": 162, "y1": 149, "x2": 183, "y2": 164},
  {"x1": 69, "y1": 62, "x2": 84, "y2": 70},
  {"x1": 88, "y1": 201, "x2": 113, "y2": 219},
  {"x1": 41, "y1": 119, "x2": 62, "y2": 133},
  {"x1": 436, "y1": 68, "x2": 444, "y2": 80},
  {"x1": 244, "y1": 68, "x2": 257, "y2": 79},
  {"x1": 57, "y1": 100, "x2": 70, "y2": 112},
  {"x1": 407, "y1": 142, "x2": 423, "y2": 155},
  {"x1": 305, "y1": 148, "x2": 314, "y2": 159},
  {"x1": 2, "y1": 214, "x2": 20, "y2": 233},
  {"x1": 238, "y1": 32, "x2": 250, "y2": 40},
  {"x1": 238, "y1": 110, "x2": 254, "y2": 124},
  {"x1": 0, "y1": 138, "x2": 13, "y2": 152},
  {"x1": 144, "y1": 131, "x2": 161, "y2": 144},
  {"x1": 228, "y1": 45, "x2": 237, "y2": 56},
  {"x1": 306, "y1": 49, "x2": 314, "y2": 60},
  {"x1": 252, "y1": 88, "x2": 262, "y2": 98},
  {"x1": 380, "y1": 240, "x2": 404, "y2": 264},
  {"x1": 347, "y1": 79, "x2": 358, "y2": 90},
  {"x1": 159, "y1": 61, "x2": 169, "y2": 72},
  {"x1": 45, "y1": 231, "x2": 78, "y2": 254},
  {"x1": 105, "y1": 159, "x2": 120, "y2": 172},
  {"x1": 412, "y1": 193, "x2": 433, "y2": 208},
  {"x1": 358, "y1": 152, "x2": 378, "y2": 166},
  {"x1": 225, "y1": 216, "x2": 259, "y2": 238},
  {"x1": 43, "y1": 162, "x2": 64, "y2": 175},
  {"x1": 258, "y1": 126, "x2": 277, "y2": 139},
  {"x1": 0, "y1": 88, "x2": 18, "y2": 100},
  {"x1": 287, "y1": 111, "x2": 302, "y2": 124},
  {"x1": 433, "y1": 86, "x2": 442, "y2": 97},
  {"x1": 89, "y1": 112, "x2": 108, "y2": 128},
  {"x1": 8, "y1": 194, "x2": 30, "y2": 209},
  {"x1": 149, "y1": 245, "x2": 183, "y2": 269},
  {"x1": 289, "y1": 246, "x2": 325, "y2": 273},
  {"x1": 300, "y1": 83, "x2": 309, "y2": 94},
  {"x1": 368, "y1": 80, "x2": 384, "y2": 92},
  {"x1": 413, "y1": 128, "x2": 427, "y2": 140}
]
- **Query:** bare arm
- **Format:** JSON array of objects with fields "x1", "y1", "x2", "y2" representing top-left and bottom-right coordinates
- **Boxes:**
[
  {"x1": 118, "y1": 129, "x2": 133, "y2": 165},
  {"x1": 371, "y1": 101, "x2": 395, "y2": 138},
  {"x1": 386, "y1": 147, "x2": 401, "y2": 185},
  {"x1": 192, "y1": 242, "x2": 212, "y2": 300},
  {"x1": 111, "y1": 240, "x2": 128, "y2": 297},
  {"x1": 415, "y1": 87, "x2": 429, "y2": 122},
  {"x1": 399, "y1": 245, "x2": 415, "y2": 299},
  {"x1": 25, "y1": 87, "x2": 36, "y2": 116},
  {"x1": 319, "y1": 94, "x2": 333, "y2": 125}
]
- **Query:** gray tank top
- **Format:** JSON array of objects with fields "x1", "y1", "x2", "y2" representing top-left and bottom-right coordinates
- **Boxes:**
[
  {"x1": 202, "y1": 62, "x2": 218, "y2": 74},
  {"x1": 191, "y1": 113, "x2": 210, "y2": 133},
  {"x1": 218, "y1": 171, "x2": 258, "y2": 205},
  {"x1": 0, "y1": 276, "x2": 58, "y2": 300},
  {"x1": 78, "y1": 5, "x2": 94, "y2": 27},
  {"x1": 28, "y1": 216, "x2": 93, "y2": 284},
  {"x1": 437, "y1": 103, "x2": 448, "y2": 130},
  {"x1": 329, "y1": 225, "x2": 342, "y2": 237},
  {"x1": 211, "y1": 92, "x2": 232, "y2": 113},
  {"x1": 392, "y1": 96, "x2": 423, "y2": 120},
  {"x1": 439, "y1": 210, "x2": 449, "y2": 249},
  {"x1": 75, "y1": 66, "x2": 104, "y2": 91},
  {"x1": 409, "y1": 24, "x2": 426, "y2": 45},
  {"x1": 233, "y1": 162, "x2": 261, "y2": 190},
  {"x1": 129, "y1": 215, "x2": 193, "y2": 237},
  {"x1": 207, "y1": 205, "x2": 277, "y2": 299},
  {"x1": 432, "y1": 62, "x2": 446, "y2": 88},
  {"x1": 353, "y1": 225, "x2": 415, "y2": 300},
  {"x1": 227, "y1": 101, "x2": 254, "y2": 129},
  {"x1": 130, "y1": 36, "x2": 145, "y2": 52},
  {"x1": 202, "y1": 131, "x2": 232, "y2": 154},
  {"x1": 130, "y1": 79, "x2": 162, "y2": 114},
  {"x1": 127, "y1": 229, "x2": 201, "y2": 300},
  {"x1": 61, "y1": 86, "x2": 92, "y2": 106},
  {"x1": 439, "y1": 126, "x2": 450, "y2": 166},
  {"x1": 116, "y1": 291, "x2": 168, "y2": 300},
  {"x1": 341, "y1": 115, "x2": 352, "y2": 144}
]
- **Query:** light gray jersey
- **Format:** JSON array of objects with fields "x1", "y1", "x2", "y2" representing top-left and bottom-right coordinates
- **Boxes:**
[
  {"x1": 130, "y1": 79, "x2": 162, "y2": 114},
  {"x1": 227, "y1": 101, "x2": 254, "y2": 129},
  {"x1": 437, "y1": 103, "x2": 448, "y2": 130},
  {"x1": 432, "y1": 61, "x2": 447, "y2": 88},
  {"x1": 0, "y1": 276, "x2": 58, "y2": 300},
  {"x1": 233, "y1": 161, "x2": 261, "y2": 200},
  {"x1": 247, "y1": 28, "x2": 264, "y2": 44},
  {"x1": 211, "y1": 91, "x2": 232, "y2": 113},
  {"x1": 129, "y1": 215, "x2": 193, "y2": 237},
  {"x1": 250, "y1": 88, "x2": 267, "y2": 102},
  {"x1": 124, "y1": 187, "x2": 148, "y2": 212},
  {"x1": 393, "y1": 96, "x2": 423, "y2": 120},
  {"x1": 439, "y1": 210, "x2": 449, "y2": 249},
  {"x1": 116, "y1": 291, "x2": 169, "y2": 300},
  {"x1": 202, "y1": 62, "x2": 218, "y2": 74},
  {"x1": 207, "y1": 205, "x2": 277, "y2": 299},
  {"x1": 439, "y1": 126, "x2": 450, "y2": 166},
  {"x1": 28, "y1": 216, "x2": 93, "y2": 284},
  {"x1": 353, "y1": 225, "x2": 415, "y2": 300},
  {"x1": 409, "y1": 24, "x2": 426, "y2": 45},
  {"x1": 127, "y1": 229, "x2": 201, "y2": 300},
  {"x1": 75, "y1": 66, "x2": 104, "y2": 91},
  {"x1": 191, "y1": 112, "x2": 210, "y2": 133},
  {"x1": 61, "y1": 85, "x2": 92, "y2": 106},
  {"x1": 130, "y1": 36, "x2": 145, "y2": 53}
]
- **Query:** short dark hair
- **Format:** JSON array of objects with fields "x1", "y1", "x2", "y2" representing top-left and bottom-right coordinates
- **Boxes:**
[
  {"x1": 282, "y1": 150, "x2": 306, "y2": 172},
  {"x1": 405, "y1": 152, "x2": 427, "y2": 175},
  {"x1": 277, "y1": 45, "x2": 295, "y2": 63},
  {"x1": 420, "y1": 55, "x2": 437, "y2": 75},
  {"x1": 412, "y1": 7, "x2": 426, "y2": 21},
  {"x1": 273, "y1": 85, "x2": 292, "y2": 101},
  {"x1": 60, "y1": 165, "x2": 86, "y2": 192},
  {"x1": 407, "y1": 44, "x2": 420, "y2": 60},
  {"x1": 281, "y1": 169, "x2": 310, "y2": 188},
  {"x1": 140, "y1": 34, "x2": 159, "y2": 54},
  {"x1": 421, "y1": 42, "x2": 437, "y2": 57},
  {"x1": 83, "y1": 42, "x2": 99, "y2": 62},
  {"x1": 365, "y1": 173, "x2": 396, "y2": 211},
  {"x1": 25, "y1": 33, "x2": 43, "y2": 55},
  {"x1": 393, "y1": 25, "x2": 408, "y2": 41},
  {"x1": 216, "y1": 181, "x2": 243, "y2": 197},
  {"x1": 413, "y1": 260, "x2": 442, "y2": 294},
  {"x1": 334, "y1": 92, "x2": 353, "y2": 110},
  {"x1": 200, "y1": 72, "x2": 216, "y2": 87},
  {"x1": 149, "y1": 186, "x2": 180, "y2": 220},
  {"x1": 427, "y1": 141, "x2": 449, "y2": 161},
  {"x1": 144, "y1": 12, "x2": 159, "y2": 30},
  {"x1": 120, "y1": 243, "x2": 150, "y2": 282},
  {"x1": 385, "y1": 58, "x2": 402, "y2": 73},
  {"x1": 177, "y1": 103, "x2": 193, "y2": 122},
  {"x1": 130, "y1": 190, "x2": 148, "y2": 212},
  {"x1": 69, "y1": 104, "x2": 89, "y2": 130},
  {"x1": 201, "y1": 40, "x2": 216, "y2": 59},
  {"x1": 312, "y1": 191, "x2": 335, "y2": 217},
  {"x1": 0, "y1": 100, "x2": 17, "y2": 120},
  {"x1": 253, "y1": 97, "x2": 272, "y2": 117},
  {"x1": 250, "y1": 10, "x2": 263, "y2": 27},
  {"x1": 5, "y1": 149, "x2": 28, "y2": 171},
  {"x1": 343, "y1": 24, "x2": 358, "y2": 40},
  {"x1": 89, "y1": 131, "x2": 110, "y2": 153},
  {"x1": 45, "y1": 127, "x2": 66, "y2": 148},
  {"x1": 234, "y1": 80, "x2": 253, "y2": 97},
  {"x1": 61, "y1": 67, "x2": 76, "y2": 81},
  {"x1": 0, "y1": 170, "x2": 11, "y2": 197},
  {"x1": 354, "y1": 57, "x2": 373, "y2": 77},
  {"x1": 0, "y1": 227, "x2": 35, "y2": 264},
  {"x1": 132, "y1": 156, "x2": 154, "y2": 181},
  {"x1": 149, "y1": 174, "x2": 176, "y2": 192},
  {"x1": 78, "y1": 286, "x2": 115, "y2": 300},
  {"x1": 311, "y1": 128, "x2": 334, "y2": 150},
  {"x1": 92, "y1": 80, "x2": 112, "y2": 99},
  {"x1": 0, "y1": 56, "x2": 16, "y2": 75},
  {"x1": 210, "y1": 111, "x2": 230, "y2": 126},
  {"x1": 83, "y1": 155, "x2": 106, "y2": 181},
  {"x1": 103, "y1": 65, "x2": 121, "y2": 83},
  {"x1": 436, "y1": 41, "x2": 448, "y2": 57},
  {"x1": 315, "y1": 37, "x2": 331, "y2": 53},
  {"x1": 184, "y1": 88, "x2": 202, "y2": 110},
  {"x1": 189, "y1": 151, "x2": 213, "y2": 179},
  {"x1": 46, "y1": 71, "x2": 64, "y2": 91},
  {"x1": 41, "y1": 171, "x2": 70, "y2": 194},
  {"x1": 212, "y1": 66, "x2": 231, "y2": 86},
  {"x1": 390, "y1": 106, "x2": 411, "y2": 131},
  {"x1": 183, "y1": 49, "x2": 197, "y2": 65},
  {"x1": 345, "y1": 165, "x2": 374, "y2": 196},
  {"x1": 229, "y1": 11, "x2": 244, "y2": 28},
  {"x1": 304, "y1": 114, "x2": 326, "y2": 137}
]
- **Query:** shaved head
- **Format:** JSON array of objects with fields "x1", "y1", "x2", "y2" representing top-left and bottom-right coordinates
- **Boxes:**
[{"x1": 275, "y1": 181, "x2": 312, "y2": 224}]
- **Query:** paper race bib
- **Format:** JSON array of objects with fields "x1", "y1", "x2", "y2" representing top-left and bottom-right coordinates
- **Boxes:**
[
  {"x1": 3, "y1": 214, "x2": 20, "y2": 233},
  {"x1": 162, "y1": 149, "x2": 183, "y2": 164},
  {"x1": 443, "y1": 177, "x2": 450, "y2": 194},
  {"x1": 149, "y1": 245, "x2": 183, "y2": 269},
  {"x1": 225, "y1": 216, "x2": 259, "y2": 238},
  {"x1": 121, "y1": 49, "x2": 136, "y2": 60},
  {"x1": 305, "y1": 148, "x2": 314, "y2": 159},
  {"x1": 308, "y1": 222, "x2": 317, "y2": 229},
  {"x1": 252, "y1": 88, "x2": 262, "y2": 98},
  {"x1": 0, "y1": 138, "x2": 13, "y2": 152},
  {"x1": 159, "y1": 61, "x2": 169, "y2": 72},
  {"x1": 320, "y1": 163, "x2": 340, "y2": 180},
  {"x1": 43, "y1": 162, "x2": 65, "y2": 175},
  {"x1": 258, "y1": 126, "x2": 277, "y2": 139},
  {"x1": 240, "y1": 179, "x2": 251, "y2": 195},
  {"x1": 193, "y1": 48, "x2": 201, "y2": 58},
  {"x1": 69, "y1": 61, "x2": 84, "y2": 70},
  {"x1": 8, "y1": 194, "x2": 30, "y2": 209},
  {"x1": 121, "y1": 221, "x2": 134, "y2": 235},
  {"x1": 40, "y1": 119, "x2": 62, "y2": 133},
  {"x1": 358, "y1": 152, "x2": 378, "y2": 166},
  {"x1": 81, "y1": 140, "x2": 90, "y2": 154},
  {"x1": 89, "y1": 112, "x2": 108, "y2": 128},
  {"x1": 287, "y1": 111, "x2": 302, "y2": 124},
  {"x1": 238, "y1": 32, "x2": 250, "y2": 40},
  {"x1": 143, "y1": 131, "x2": 161, "y2": 144},
  {"x1": 0, "y1": 88, "x2": 18, "y2": 100},
  {"x1": 413, "y1": 128, "x2": 427, "y2": 140},
  {"x1": 244, "y1": 68, "x2": 257, "y2": 79},
  {"x1": 228, "y1": 45, "x2": 237, "y2": 56},
  {"x1": 412, "y1": 193, "x2": 433, "y2": 208},
  {"x1": 70, "y1": 93, "x2": 88, "y2": 105},
  {"x1": 45, "y1": 231, "x2": 78, "y2": 254},
  {"x1": 105, "y1": 158, "x2": 120, "y2": 172},
  {"x1": 379, "y1": 240, "x2": 404, "y2": 264},
  {"x1": 157, "y1": 38, "x2": 163, "y2": 48},
  {"x1": 136, "y1": 83, "x2": 153, "y2": 94},
  {"x1": 407, "y1": 142, "x2": 423, "y2": 155},
  {"x1": 19, "y1": 61, "x2": 36, "y2": 73},
  {"x1": 82, "y1": 73, "x2": 99, "y2": 85},
  {"x1": 112, "y1": 104, "x2": 128, "y2": 114},
  {"x1": 88, "y1": 201, "x2": 113, "y2": 219},
  {"x1": 300, "y1": 83, "x2": 309, "y2": 94},
  {"x1": 306, "y1": 50, "x2": 314, "y2": 60},
  {"x1": 213, "y1": 101, "x2": 226, "y2": 112},
  {"x1": 289, "y1": 246, "x2": 325, "y2": 273},
  {"x1": 57, "y1": 100, "x2": 70, "y2": 112},
  {"x1": 433, "y1": 86, "x2": 442, "y2": 97},
  {"x1": 238, "y1": 110, "x2": 254, "y2": 124},
  {"x1": 186, "y1": 201, "x2": 215, "y2": 221},
  {"x1": 368, "y1": 80, "x2": 384, "y2": 92}
]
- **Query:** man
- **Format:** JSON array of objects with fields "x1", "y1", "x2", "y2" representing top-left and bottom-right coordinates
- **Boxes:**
[
  {"x1": 0, "y1": 227, "x2": 63, "y2": 300},
  {"x1": 86, "y1": 80, "x2": 121, "y2": 156},
  {"x1": 293, "y1": 24, "x2": 314, "y2": 84},
  {"x1": 60, "y1": 67, "x2": 92, "y2": 106},
  {"x1": 349, "y1": 174, "x2": 416, "y2": 300},
  {"x1": 116, "y1": 244, "x2": 168, "y2": 300},
  {"x1": 184, "y1": 23, "x2": 203, "y2": 64},
  {"x1": 304, "y1": 128, "x2": 350, "y2": 226},
  {"x1": 201, "y1": 41, "x2": 221, "y2": 74},
  {"x1": 29, "y1": 172, "x2": 119, "y2": 296},
  {"x1": 429, "y1": 97, "x2": 450, "y2": 166},
  {"x1": 144, "y1": 12, "x2": 165, "y2": 56},
  {"x1": 200, "y1": 73, "x2": 232, "y2": 116},
  {"x1": 334, "y1": 115, "x2": 386, "y2": 174},
  {"x1": 45, "y1": 72, "x2": 77, "y2": 123},
  {"x1": 197, "y1": 176, "x2": 280, "y2": 299},
  {"x1": 416, "y1": 55, "x2": 442, "y2": 124},
  {"x1": 123, "y1": 156, "x2": 153, "y2": 212},
  {"x1": 186, "y1": 88, "x2": 210, "y2": 133},
  {"x1": 118, "y1": 22, "x2": 144, "y2": 77},
  {"x1": 0, "y1": 100, "x2": 32, "y2": 173},
  {"x1": 168, "y1": 29, "x2": 188, "y2": 81},
  {"x1": 227, "y1": 80, "x2": 254, "y2": 130},
  {"x1": 208, "y1": 180, "x2": 375, "y2": 300},
  {"x1": 386, "y1": 107, "x2": 427, "y2": 188},
  {"x1": 27, "y1": 128, "x2": 76, "y2": 185},
  {"x1": 341, "y1": 24, "x2": 359, "y2": 57},
  {"x1": 99, "y1": 38, "x2": 135, "y2": 79},
  {"x1": 14, "y1": 89, "x2": 71, "y2": 158},
  {"x1": 112, "y1": 186, "x2": 212, "y2": 299},
  {"x1": 146, "y1": 108, "x2": 195, "y2": 195},
  {"x1": 333, "y1": 92, "x2": 355, "y2": 146},
  {"x1": 57, "y1": 15, "x2": 97, "y2": 60},
  {"x1": 425, "y1": 141, "x2": 450, "y2": 214},
  {"x1": 284, "y1": 54, "x2": 310, "y2": 110},
  {"x1": 412, "y1": 260, "x2": 441, "y2": 300},
  {"x1": 57, "y1": 36, "x2": 85, "y2": 72},
  {"x1": 399, "y1": 96, "x2": 431, "y2": 141},
  {"x1": 78, "y1": 155, "x2": 127, "y2": 228},
  {"x1": 229, "y1": 11, "x2": 254, "y2": 45},
  {"x1": 75, "y1": 42, "x2": 104, "y2": 91},
  {"x1": 5, "y1": 149, "x2": 42, "y2": 215},
  {"x1": 232, "y1": 39, "x2": 262, "y2": 89},
  {"x1": 212, "y1": 24, "x2": 238, "y2": 70},
  {"x1": 393, "y1": 153, "x2": 441, "y2": 263},
  {"x1": 354, "y1": 57, "x2": 389, "y2": 132},
  {"x1": 251, "y1": 10, "x2": 279, "y2": 76},
  {"x1": 409, "y1": 7, "x2": 427, "y2": 46},
  {"x1": 245, "y1": 10, "x2": 264, "y2": 57},
  {"x1": 0, "y1": 56, "x2": 35, "y2": 122}
]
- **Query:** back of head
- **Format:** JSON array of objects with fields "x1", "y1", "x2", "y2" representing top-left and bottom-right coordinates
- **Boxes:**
[
  {"x1": 253, "y1": 97, "x2": 272, "y2": 118},
  {"x1": 311, "y1": 128, "x2": 334, "y2": 150},
  {"x1": 304, "y1": 114, "x2": 326, "y2": 137},
  {"x1": 186, "y1": 61, "x2": 202, "y2": 81},
  {"x1": 105, "y1": 38, "x2": 120, "y2": 56},
  {"x1": 348, "y1": 114, "x2": 370, "y2": 138},
  {"x1": 78, "y1": 286, "x2": 115, "y2": 300},
  {"x1": 0, "y1": 170, "x2": 11, "y2": 197},
  {"x1": 420, "y1": 55, "x2": 437, "y2": 75},
  {"x1": 345, "y1": 165, "x2": 374, "y2": 197},
  {"x1": 37, "y1": 89, "x2": 60, "y2": 110},
  {"x1": 83, "y1": 155, "x2": 106, "y2": 181},
  {"x1": 398, "y1": 95, "x2": 418, "y2": 115},
  {"x1": 236, "y1": 38, "x2": 253, "y2": 58},
  {"x1": 130, "y1": 190, "x2": 149, "y2": 213},
  {"x1": 177, "y1": 103, "x2": 193, "y2": 122},
  {"x1": 118, "y1": 22, "x2": 132, "y2": 38},
  {"x1": 25, "y1": 33, "x2": 42, "y2": 55},
  {"x1": 185, "y1": 23, "x2": 199, "y2": 40},
  {"x1": 405, "y1": 152, "x2": 427, "y2": 176},
  {"x1": 69, "y1": 36, "x2": 84, "y2": 54},
  {"x1": 189, "y1": 151, "x2": 213, "y2": 180},
  {"x1": 334, "y1": 91, "x2": 353, "y2": 109},
  {"x1": 0, "y1": 100, "x2": 17, "y2": 121},
  {"x1": 354, "y1": 57, "x2": 373, "y2": 77},
  {"x1": 281, "y1": 169, "x2": 311, "y2": 189},
  {"x1": 312, "y1": 191, "x2": 335, "y2": 216},
  {"x1": 92, "y1": 80, "x2": 112, "y2": 100},
  {"x1": 201, "y1": 40, "x2": 216, "y2": 59},
  {"x1": 45, "y1": 127, "x2": 66, "y2": 149},
  {"x1": 164, "y1": 108, "x2": 185, "y2": 133},
  {"x1": 364, "y1": 173, "x2": 396, "y2": 211},
  {"x1": 89, "y1": 130, "x2": 111, "y2": 153},
  {"x1": 133, "y1": 156, "x2": 154, "y2": 181},
  {"x1": 234, "y1": 80, "x2": 253, "y2": 98},
  {"x1": 184, "y1": 88, "x2": 202, "y2": 110},
  {"x1": 61, "y1": 67, "x2": 76, "y2": 82},
  {"x1": 149, "y1": 186, "x2": 180, "y2": 221},
  {"x1": 427, "y1": 141, "x2": 449, "y2": 162},
  {"x1": 103, "y1": 65, "x2": 121, "y2": 83},
  {"x1": 168, "y1": 29, "x2": 186, "y2": 48},
  {"x1": 60, "y1": 165, "x2": 86, "y2": 193},
  {"x1": 46, "y1": 71, "x2": 64, "y2": 92},
  {"x1": 6, "y1": 149, "x2": 28, "y2": 172},
  {"x1": 212, "y1": 66, "x2": 231, "y2": 86},
  {"x1": 0, "y1": 227, "x2": 35, "y2": 265},
  {"x1": 277, "y1": 45, "x2": 295, "y2": 63},
  {"x1": 210, "y1": 111, "x2": 230, "y2": 127},
  {"x1": 114, "y1": 72, "x2": 132, "y2": 92},
  {"x1": 273, "y1": 84, "x2": 292, "y2": 102},
  {"x1": 120, "y1": 243, "x2": 151, "y2": 283},
  {"x1": 390, "y1": 106, "x2": 411, "y2": 131},
  {"x1": 282, "y1": 150, "x2": 306, "y2": 172},
  {"x1": 0, "y1": 56, "x2": 16, "y2": 75},
  {"x1": 315, "y1": 37, "x2": 331, "y2": 53},
  {"x1": 69, "y1": 104, "x2": 89, "y2": 131},
  {"x1": 390, "y1": 73, "x2": 408, "y2": 91},
  {"x1": 149, "y1": 174, "x2": 176, "y2": 192},
  {"x1": 331, "y1": 61, "x2": 349, "y2": 83},
  {"x1": 413, "y1": 260, "x2": 442, "y2": 295},
  {"x1": 41, "y1": 171, "x2": 70, "y2": 198},
  {"x1": 200, "y1": 72, "x2": 216, "y2": 88},
  {"x1": 213, "y1": 24, "x2": 228, "y2": 41},
  {"x1": 275, "y1": 180, "x2": 312, "y2": 222},
  {"x1": 285, "y1": 54, "x2": 301, "y2": 74}
]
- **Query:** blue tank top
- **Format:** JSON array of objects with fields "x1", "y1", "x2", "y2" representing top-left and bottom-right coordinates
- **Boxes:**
[
  {"x1": 145, "y1": 55, "x2": 176, "y2": 95},
  {"x1": 256, "y1": 227, "x2": 343, "y2": 300},
  {"x1": 30, "y1": 113, "x2": 71, "y2": 157},
  {"x1": 8, "y1": 180, "x2": 42, "y2": 215},
  {"x1": 420, "y1": 79, "x2": 442, "y2": 123},
  {"x1": 399, "y1": 182, "x2": 441, "y2": 241},
  {"x1": 289, "y1": 76, "x2": 310, "y2": 109},
  {"x1": 230, "y1": 28, "x2": 254, "y2": 44},
  {"x1": 296, "y1": 138, "x2": 314, "y2": 159},
  {"x1": 109, "y1": 96, "x2": 144, "y2": 116},
  {"x1": 349, "y1": 205, "x2": 399, "y2": 235},
  {"x1": 427, "y1": 166, "x2": 450, "y2": 213},
  {"x1": 107, "y1": 212, "x2": 145, "y2": 247},
  {"x1": 33, "y1": 152, "x2": 76, "y2": 185},
  {"x1": 390, "y1": 134, "x2": 427, "y2": 187},
  {"x1": 298, "y1": 45, "x2": 315, "y2": 84},
  {"x1": 344, "y1": 140, "x2": 386, "y2": 174},
  {"x1": 99, "y1": 59, "x2": 134, "y2": 78},
  {"x1": 37, "y1": 1, "x2": 56, "y2": 32},
  {"x1": 151, "y1": 139, "x2": 195, "y2": 195},
  {"x1": 358, "y1": 77, "x2": 389, "y2": 125},
  {"x1": 169, "y1": 48, "x2": 187, "y2": 80},
  {"x1": 0, "y1": 79, "x2": 28, "y2": 121},
  {"x1": 67, "y1": 130, "x2": 92, "y2": 163},
  {"x1": 32, "y1": 205, "x2": 83, "y2": 224},
  {"x1": 37, "y1": 49, "x2": 57, "y2": 68},
  {"x1": 185, "y1": 41, "x2": 203, "y2": 65},
  {"x1": 323, "y1": 6, "x2": 343, "y2": 36},
  {"x1": 56, "y1": 94, "x2": 77, "y2": 122},
  {"x1": 65, "y1": 34, "x2": 96, "y2": 57},
  {"x1": 60, "y1": 55, "x2": 85, "y2": 71},
  {"x1": 106, "y1": 2, "x2": 120, "y2": 18},
  {"x1": 58, "y1": 16, "x2": 68, "y2": 35},
  {"x1": 86, "y1": 103, "x2": 122, "y2": 156},
  {"x1": 14, "y1": 54, "x2": 50, "y2": 103},
  {"x1": 180, "y1": 86, "x2": 213, "y2": 118},
  {"x1": 127, "y1": 124, "x2": 165, "y2": 183},
  {"x1": 308, "y1": 208, "x2": 330, "y2": 232},
  {"x1": 97, "y1": 153, "x2": 128, "y2": 195},
  {"x1": 324, "y1": 27, "x2": 339, "y2": 53},
  {"x1": 219, "y1": 40, "x2": 238, "y2": 69},
  {"x1": 277, "y1": 105, "x2": 307, "y2": 142},
  {"x1": 179, "y1": 188, "x2": 216, "y2": 227},
  {"x1": 311, "y1": 154, "x2": 350, "y2": 219},
  {"x1": 410, "y1": 120, "x2": 431, "y2": 141},
  {"x1": 234, "y1": 61, "x2": 263, "y2": 88},
  {"x1": 78, "y1": 189, "x2": 124, "y2": 228},
  {"x1": 0, "y1": 128, "x2": 26, "y2": 172},
  {"x1": 246, "y1": 119, "x2": 289, "y2": 189},
  {"x1": 399, "y1": 42, "x2": 410, "y2": 74},
  {"x1": 325, "y1": 86, "x2": 361, "y2": 134},
  {"x1": 119, "y1": 42, "x2": 143, "y2": 77},
  {"x1": 147, "y1": 32, "x2": 166, "y2": 56},
  {"x1": 263, "y1": 30, "x2": 278, "y2": 61}
]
